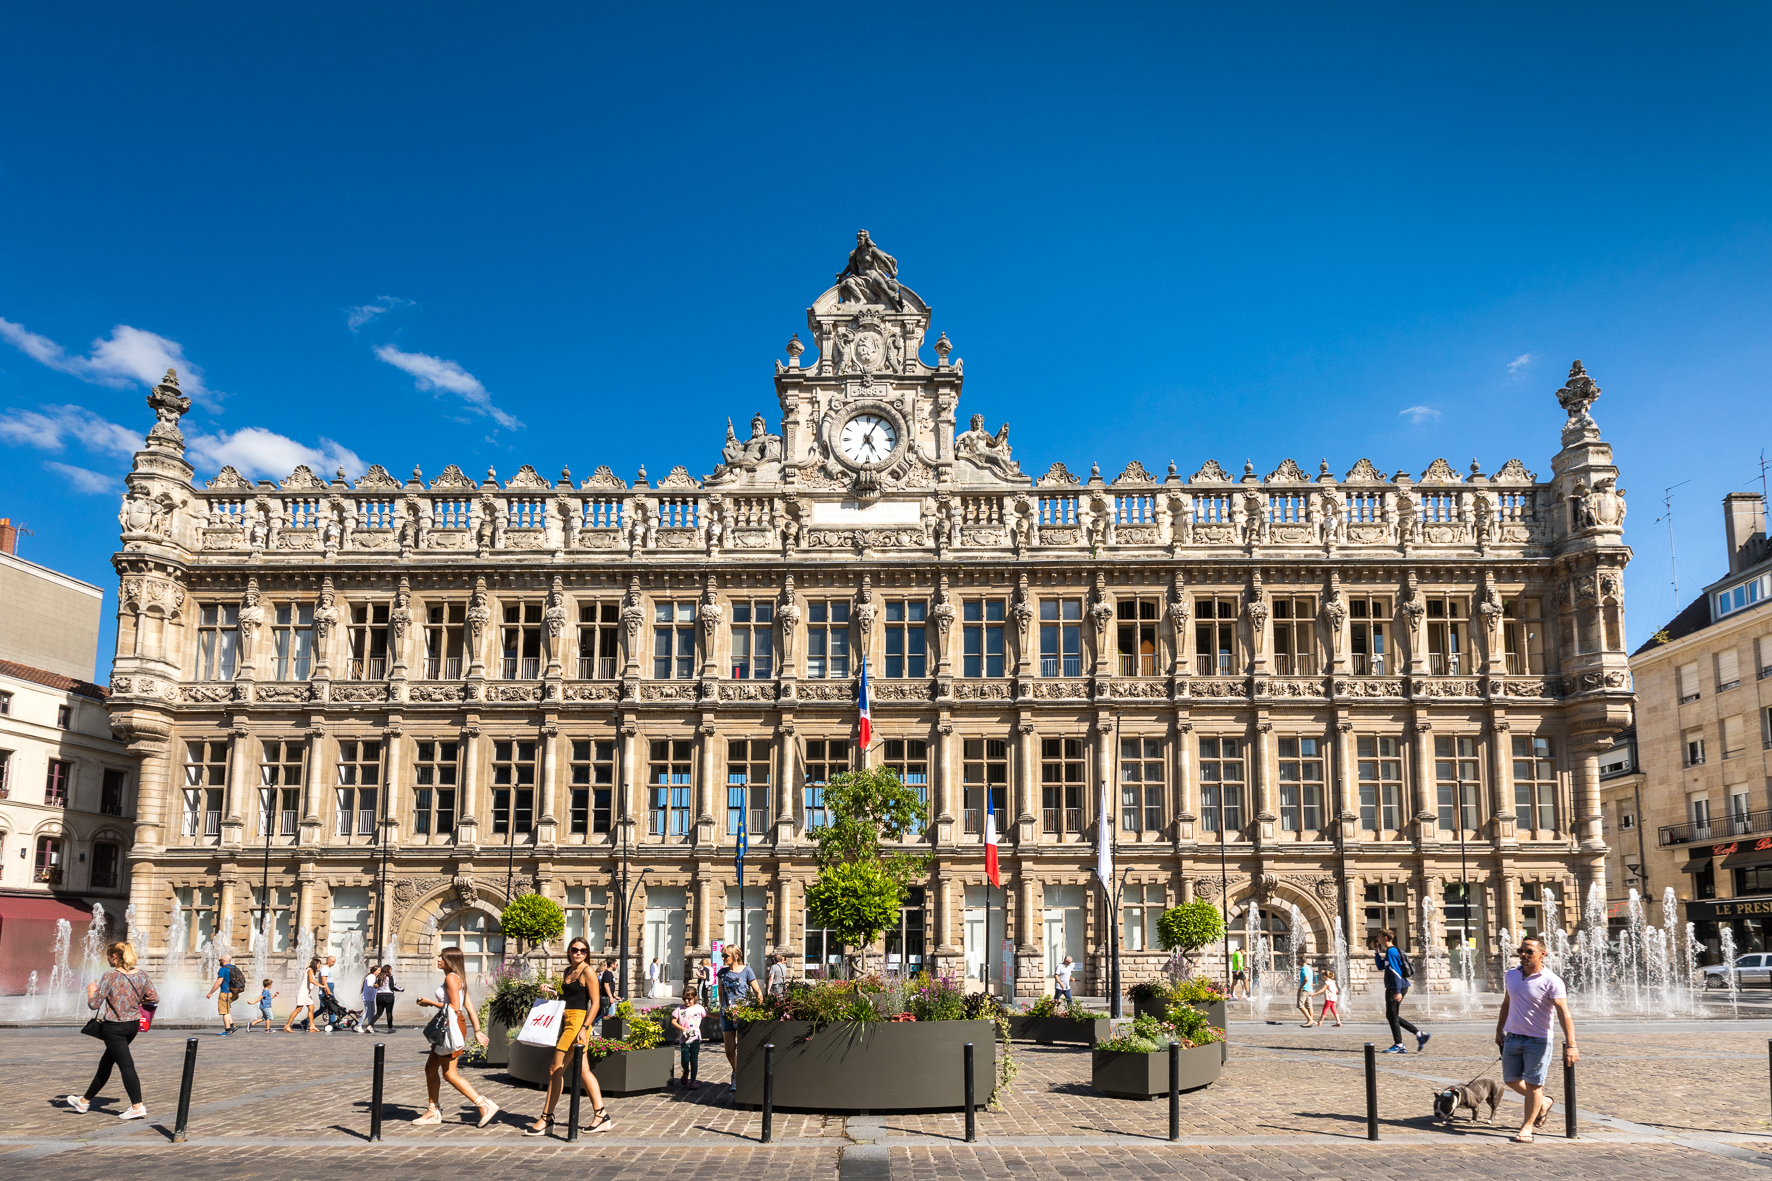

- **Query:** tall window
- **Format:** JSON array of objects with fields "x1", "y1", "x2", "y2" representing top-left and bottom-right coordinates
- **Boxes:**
[
  {"x1": 730, "y1": 600, "x2": 775, "y2": 679},
  {"x1": 1120, "y1": 738, "x2": 1164, "y2": 834},
  {"x1": 884, "y1": 600, "x2": 926, "y2": 678},
  {"x1": 570, "y1": 740, "x2": 614, "y2": 836},
  {"x1": 56, "y1": 704, "x2": 72, "y2": 729},
  {"x1": 807, "y1": 600, "x2": 851, "y2": 678},
  {"x1": 962, "y1": 600, "x2": 1005, "y2": 678},
  {"x1": 1040, "y1": 598, "x2": 1082, "y2": 676},
  {"x1": 1424, "y1": 594, "x2": 1469, "y2": 675},
  {"x1": 1519, "y1": 883, "x2": 1548, "y2": 938},
  {"x1": 1349, "y1": 595, "x2": 1390, "y2": 675},
  {"x1": 335, "y1": 740, "x2": 382, "y2": 838},
  {"x1": 1503, "y1": 596, "x2": 1544, "y2": 674},
  {"x1": 1040, "y1": 737, "x2": 1086, "y2": 835},
  {"x1": 0, "y1": 690, "x2": 10, "y2": 713},
  {"x1": 727, "y1": 739, "x2": 771, "y2": 835},
  {"x1": 91, "y1": 841, "x2": 122, "y2": 890},
  {"x1": 564, "y1": 885, "x2": 608, "y2": 951},
  {"x1": 1121, "y1": 883, "x2": 1163, "y2": 951},
  {"x1": 100, "y1": 769, "x2": 127, "y2": 816},
  {"x1": 413, "y1": 740, "x2": 458, "y2": 838},
  {"x1": 175, "y1": 885, "x2": 217, "y2": 951},
  {"x1": 1116, "y1": 598, "x2": 1159, "y2": 676},
  {"x1": 438, "y1": 911, "x2": 503, "y2": 976},
  {"x1": 492, "y1": 740, "x2": 536, "y2": 836},
  {"x1": 882, "y1": 738, "x2": 928, "y2": 834},
  {"x1": 197, "y1": 603, "x2": 239, "y2": 680},
  {"x1": 424, "y1": 602, "x2": 466, "y2": 679},
  {"x1": 1277, "y1": 736, "x2": 1324, "y2": 832},
  {"x1": 1512, "y1": 735, "x2": 1557, "y2": 835},
  {"x1": 182, "y1": 741, "x2": 226, "y2": 840},
  {"x1": 1357, "y1": 736, "x2": 1402, "y2": 833},
  {"x1": 33, "y1": 835, "x2": 63, "y2": 884},
  {"x1": 257, "y1": 740, "x2": 302, "y2": 839},
  {"x1": 249, "y1": 886, "x2": 293, "y2": 952},
  {"x1": 1690, "y1": 796, "x2": 1713, "y2": 841},
  {"x1": 347, "y1": 602, "x2": 390, "y2": 680},
  {"x1": 963, "y1": 738, "x2": 1008, "y2": 835},
  {"x1": 1718, "y1": 649, "x2": 1742, "y2": 693},
  {"x1": 648, "y1": 740, "x2": 693, "y2": 836},
  {"x1": 1198, "y1": 737, "x2": 1244, "y2": 834},
  {"x1": 501, "y1": 601, "x2": 544, "y2": 679},
  {"x1": 1363, "y1": 884, "x2": 1407, "y2": 948},
  {"x1": 1683, "y1": 727, "x2": 1705, "y2": 767},
  {"x1": 883, "y1": 886, "x2": 926, "y2": 975},
  {"x1": 1271, "y1": 594, "x2": 1317, "y2": 675},
  {"x1": 0, "y1": 749, "x2": 9, "y2": 797},
  {"x1": 653, "y1": 602, "x2": 696, "y2": 678},
  {"x1": 577, "y1": 602, "x2": 620, "y2": 679},
  {"x1": 803, "y1": 739, "x2": 850, "y2": 829},
  {"x1": 271, "y1": 602, "x2": 315, "y2": 680},
  {"x1": 1194, "y1": 596, "x2": 1238, "y2": 675},
  {"x1": 1434, "y1": 736, "x2": 1480, "y2": 833},
  {"x1": 804, "y1": 912, "x2": 846, "y2": 980},
  {"x1": 44, "y1": 759, "x2": 71, "y2": 807}
]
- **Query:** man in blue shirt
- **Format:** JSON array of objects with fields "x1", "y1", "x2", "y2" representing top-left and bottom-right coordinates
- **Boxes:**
[{"x1": 1375, "y1": 929, "x2": 1429, "y2": 1054}]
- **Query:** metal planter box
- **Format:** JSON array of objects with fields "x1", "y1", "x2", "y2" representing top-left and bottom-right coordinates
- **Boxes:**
[
  {"x1": 1091, "y1": 1040, "x2": 1226, "y2": 1099},
  {"x1": 1131, "y1": 997, "x2": 1228, "y2": 1029},
  {"x1": 506, "y1": 1039, "x2": 675, "y2": 1095},
  {"x1": 733, "y1": 1020, "x2": 998, "y2": 1112},
  {"x1": 1006, "y1": 1014, "x2": 1112, "y2": 1045}
]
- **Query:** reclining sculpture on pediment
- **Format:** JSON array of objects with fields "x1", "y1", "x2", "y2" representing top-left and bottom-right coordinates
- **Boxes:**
[
  {"x1": 953, "y1": 413, "x2": 1027, "y2": 484},
  {"x1": 707, "y1": 412, "x2": 784, "y2": 485}
]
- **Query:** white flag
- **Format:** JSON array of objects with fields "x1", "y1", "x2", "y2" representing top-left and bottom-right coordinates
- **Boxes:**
[{"x1": 1096, "y1": 766, "x2": 1113, "y2": 888}]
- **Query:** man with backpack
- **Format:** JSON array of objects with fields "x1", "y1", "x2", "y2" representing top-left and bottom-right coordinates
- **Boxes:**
[
  {"x1": 1375, "y1": 929, "x2": 1429, "y2": 1054},
  {"x1": 206, "y1": 953, "x2": 246, "y2": 1037}
]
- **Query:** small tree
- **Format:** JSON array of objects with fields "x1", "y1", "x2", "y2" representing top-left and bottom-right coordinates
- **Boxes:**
[
  {"x1": 806, "y1": 765, "x2": 930, "y2": 975},
  {"x1": 500, "y1": 893, "x2": 565, "y2": 953},
  {"x1": 1157, "y1": 899, "x2": 1225, "y2": 983}
]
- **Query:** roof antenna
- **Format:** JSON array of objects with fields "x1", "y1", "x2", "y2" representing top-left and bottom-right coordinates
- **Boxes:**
[{"x1": 1657, "y1": 480, "x2": 1691, "y2": 606}]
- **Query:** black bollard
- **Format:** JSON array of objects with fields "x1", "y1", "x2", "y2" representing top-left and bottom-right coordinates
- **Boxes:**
[
  {"x1": 1364, "y1": 1042, "x2": 1378, "y2": 1141},
  {"x1": 964, "y1": 1041, "x2": 976, "y2": 1143},
  {"x1": 761, "y1": 1043, "x2": 775, "y2": 1143},
  {"x1": 1564, "y1": 1044, "x2": 1577, "y2": 1139},
  {"x1": 1168, "y1": 1040, "x2": 1180, "y2": 1141},
  {"x1": 567, "y1": 1044, "x2": 584, "y2": 1143},
  {"x1": 369, "y1": 1042, "x2": 385, "y2": 1142},
  {"x1": 172, "y1": 1037, "x2": 198, "y2": 1143}
]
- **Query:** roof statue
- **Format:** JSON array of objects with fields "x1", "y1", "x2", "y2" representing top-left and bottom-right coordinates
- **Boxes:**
[{"x1": 835, "y1": 229, "x2": 903, "y2": 309}]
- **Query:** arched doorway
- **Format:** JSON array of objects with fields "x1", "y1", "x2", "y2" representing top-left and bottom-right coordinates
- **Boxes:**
[{"x1": 438, "y1": 910, "x2": 505, "y2": 980}]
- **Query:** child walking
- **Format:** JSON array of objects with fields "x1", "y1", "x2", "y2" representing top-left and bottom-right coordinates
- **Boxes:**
[
  {"x1": 1311, "y1": 969, "x2": 1343, "y2": 1027},
  {"x1": 245, "y1": 980, "x2": 278, "y2": 1032},
  {"x1": 671, "y1": 985, "x2": 707, "y2": 1090}
]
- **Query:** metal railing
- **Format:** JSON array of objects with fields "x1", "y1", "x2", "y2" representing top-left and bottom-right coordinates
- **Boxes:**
[
  {"x1": 577, "y1": 657, "x2": 618, "y2": 679},
  {"x1": 423, "y1": 657, "x2": 464, "y2": 680},
  {"x1": 1660, "y1": 807, "x2": 1772, "y2": 846}
]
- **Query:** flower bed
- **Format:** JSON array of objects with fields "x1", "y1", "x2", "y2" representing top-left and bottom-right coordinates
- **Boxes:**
[
  {"x1": 1129, "y1": 977, "x2": 1227, "y2": 1030},
  {"x1": 506, "y1": 1001, "x2": 672, "y2": 1095},
  {"x1": 1089, "y1": 1008, "x2": 1225, "y2": 1099},
  {"x1": 1006, "y1": 996, "x2": 1109, "y2": 1045}
]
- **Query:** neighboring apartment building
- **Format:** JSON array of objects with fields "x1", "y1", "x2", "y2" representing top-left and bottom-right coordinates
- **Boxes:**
[
  {"x1": 104, "y1": 234, "x2": 1633, "y2": 1000},
  {"x1": 0, "y1": 539, "x2": 139, "y2": 993},
  {"x1": 1629, "y1": 492, "x2": 1772, "y2": 962}
]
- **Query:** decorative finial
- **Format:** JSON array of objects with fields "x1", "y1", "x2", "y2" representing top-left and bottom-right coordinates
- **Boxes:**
[
  {"x1": 486, "y1": 465, "x2": 497, "y2": 481},
  {"x1": 1090, "y1": 461, "x2": 1101, "y2": 481},
  {"x1": 160, "y1": 368, "x2": 179, "y2": 388},
  {"x1": 411, "y1": 464, "x2": 423, "y2": 481},
  {"x1": 934, "y1": 332, "x2": 952, "y2": 363},
  {"x1": 560, "y1": 465, "x2": 572, "y2": 484},
  {"x1": 336, "y1": 468, "x2": 346, "y2": 481},
  {"x1": 636, "y1": 464, "x2": 648, "y2": 486},
  {"x1": 1244, "y1": 460, "x2": 1255, "y2": 478},
  {"x1": 1470, "y1": 458, "x2": 1482, "y2": 476},
  {"x1": 1319, "y1": 459, "x2": 1331, "y2": 478},
  {"x1": 785, "y1": 333, "x2": 804, "y2": 365},
  {"x1": 1167, "y1": 461, "x2": 1177, "y2": 478}
]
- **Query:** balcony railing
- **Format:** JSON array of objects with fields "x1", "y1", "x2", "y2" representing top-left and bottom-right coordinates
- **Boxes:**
[
  {"x1": 1660, "y1": 807, "x2": 1772, "y2": 846},
  {"x1": 423, "y1": 657, "x2": 464, "y2": 680},
  {"x1": 1040, "y1": 655, "x2": 1083, "y2": 677},
  {"x1": 1350, "y1": 654, "x2": 1387, "y2": 675},
  {"x1": 502, "y1": 657, "x2": 541, "y2": 680},
  {"x1": 577, "y1": 657, "x2": 618, "y2": 680},
  {"x1": 34, "y1": 865, "x2": 63, "y2": 885},
  {"x1": 347, "y1": 657, "x2": 387, "y2": 681},
  {"x1": 1117, "y1": 655, "x2": 1158, "y2": 677}
]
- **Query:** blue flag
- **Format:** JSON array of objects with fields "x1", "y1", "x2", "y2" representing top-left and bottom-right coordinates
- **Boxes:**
[{"x1": 736, "y1": 803, "x2": 748, "y2": 864}]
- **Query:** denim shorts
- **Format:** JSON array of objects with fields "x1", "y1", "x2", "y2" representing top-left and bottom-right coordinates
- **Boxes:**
[
  {"x1": 720, "y1": 1013, "x2": 739, "y2": 1033},
  {"x1": 1502, "y1": 1033, "x2": 1552, "y2": 1086}
]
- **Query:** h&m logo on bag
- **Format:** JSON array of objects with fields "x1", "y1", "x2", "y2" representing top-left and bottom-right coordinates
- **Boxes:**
[{"x1": 533, "y1": 1013, "x2": 556, "y2": 1028}]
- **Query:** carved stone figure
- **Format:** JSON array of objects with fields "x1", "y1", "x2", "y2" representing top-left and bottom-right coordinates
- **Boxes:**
[
  {"x1": 835, "y1": 229, "x2": 902, "y2": 308},
  {"x1": 238, "y1": 579, "x2": 264, "y2": 666},
  {"x1": 954, "y1": 414, "x2": 1021, "y2": 479},
  {"x1": 313, "y1": 579, "x2": 340, "y2": 643},
  {"x1": 621, "y1": 577, "x2": 645, "y2": 644},
  {"x1": 1555, "y1": 359, "x2": 1602, "y2": 441},
  {"x1": 145, "y1": 369, "x2": 192, "y2": 450},
  {"x1": 390, "y1": 579, "x2": 412, "y2": 650},
  {"x1": 777, "y1": 575, "x2": 801, "y2": 661},
  {"x1": 931, "y1": 577, "x2": 956, "y2": 637},
  {"x1": 711, "y1": 413, "x2": 784, "y2": 482},
  {"x1": 544, "y1": 577, "x2": 568, "y2": 642},
  {"x1": 249, "y1": 512, "x2": 269, "y2": 551},
  {"x1": 465, "y1": 579, "x2": 492, "y2": 659}
]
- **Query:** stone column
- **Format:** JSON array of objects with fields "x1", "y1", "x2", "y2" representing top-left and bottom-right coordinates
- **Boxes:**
[
  {"x1": 1093, "y1": 713, "x2": 1113, "y2": 843},
  {"x1": 1252, "y1": 719, "x2": 1274, "y2": 843},
  {"x1": 223, "y1": 719, "x2": 252, "y2": 843},
  {"x1": 619, "y1": 718, "x2": 639, "y2": 835},
  {"x1": 217, "y1": 871, "x2": 240, "y2": 953},
  {"x1": 1410, "y1": 717, "x2": 1433, "y2": 850},
  {"x1": 383, "y1": 723, "x2": 404, "y2": 845},
  {"x1": 935, "y1": 718, "x2": 956, "y2": 844},
  {"x1": 536, "y1": 720, "x2": 559, "y2": 840},
  {"x1": 774, "y1": 874, "x2": 795, "y2": 961},
  {"x1": 775, "y1": 719, "x2": 796, "y2": 844},
  {"x1": 1572, "y1": 737, "x2": 1609, "y2": 900},
  {"x1": 693, "y1": 874, "x2": 714, "y2": 951},
  {"x1": 299, "y1": 728, "x2": 325, "y2": 847},
  {"x1": 1173, "y1": 717, "x2": 1195, "y2": 841},
  {"x1": 1017, "y1": 715, "x2": 1038, "y2": 843},
  {"x1": 456, "y1": 724, "x2": 480, "y2": 846},
  {"x1": 696, "y1": 719, "x2": 718, "y2": 844}
]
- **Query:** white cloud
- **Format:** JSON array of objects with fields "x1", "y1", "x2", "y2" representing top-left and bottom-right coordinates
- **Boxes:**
[
  {"x1": 374, "y1": 344, "x2": 523, "y2": 430},
  {"x1": 43, "y1": 461, "x2": 118, "y2": 494},
  {"x1": 0, "y1": 318, "x2": 220, "y2": 408},
  {"x1": 0, "y1": 404, "x2": 143, "y2": 457},
  {"x1": 187, "y1": 427, "x2": 364, "y2": 482},
  {"x1": 1398, "y1": 405, "x2": 1440, "y2": 425},
  {"x1": 346, "y1": 296, "x2": 414, "y2": 332},
  {"x1": 1507, "y1": 352, "x2": 1535, "y2": 375}
]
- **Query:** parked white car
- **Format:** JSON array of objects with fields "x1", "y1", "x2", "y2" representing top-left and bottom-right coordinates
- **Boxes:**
[{"x1": 1702, "y1": 953, "x2": 1772, "y2": 988}]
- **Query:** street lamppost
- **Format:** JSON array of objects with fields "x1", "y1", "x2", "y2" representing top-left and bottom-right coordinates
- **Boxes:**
[{"x1": 614, "y1": 827, "x2": 651, "y2": 1001}]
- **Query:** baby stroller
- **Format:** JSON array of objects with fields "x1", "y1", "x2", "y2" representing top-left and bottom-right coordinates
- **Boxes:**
[{"x1": 308, "y1": 989, "x2": 360, "y2": 1032}]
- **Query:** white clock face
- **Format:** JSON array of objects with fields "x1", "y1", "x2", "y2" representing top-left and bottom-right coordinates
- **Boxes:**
[{"x1": 839, "y1": 413, "x2": 897, "y2": 465}]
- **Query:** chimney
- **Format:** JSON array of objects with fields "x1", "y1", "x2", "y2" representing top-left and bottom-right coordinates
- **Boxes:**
[
  {"x1": 1724, "y1": 492, "x2": 1767, "y2": 575},
  {"x1": 0, "y1": 518, "x2": 16, "y2": 556}
]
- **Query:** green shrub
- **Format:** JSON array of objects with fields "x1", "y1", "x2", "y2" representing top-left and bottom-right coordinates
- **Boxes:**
[
  {"x1": 500, "y1": 893, "x2": 565, "y2": 948},
  {"x1": 1157, "y1": 900, "x2": 1224, "y2": 956},
  {"x1": 806, "y1": 860, "x2": 906, "y2": 957}
]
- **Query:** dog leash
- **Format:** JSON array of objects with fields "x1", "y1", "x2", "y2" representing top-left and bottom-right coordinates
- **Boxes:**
[{"x1": 1453, "y1": 1055, "x2": 1503, "y2": 1091}]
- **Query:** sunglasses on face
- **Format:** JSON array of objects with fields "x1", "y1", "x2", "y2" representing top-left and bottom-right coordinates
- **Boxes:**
[{"x1": 570, "y1": 948, "x2": 588, "y2": 955}]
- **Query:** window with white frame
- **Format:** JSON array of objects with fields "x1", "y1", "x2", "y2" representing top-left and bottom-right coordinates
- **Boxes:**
[
  {"x1": 1715, "y1": 574, "x2": 1768, "y2": 620},
  {"x1": 250, "y1": 885, "x2": 292, "y2": 952},
  {"x1": 1512, "y1": 735, "x2": 1558, "y2": 835},
  {"x1": 648, "y1": 740, "x2": 693, "y2": 837},
  {"x1": 1194, "y1": 595, "x2": 1238, "y2": 675},
  {"x1": 1683, "y1": 727, "x2": 1705, "y2": 767},
  {"x1": 806, "y1": 600, "x2": 851, "y2": 679},
  {"x1": 882, "y1": 738, "x2": 928, "y2": 834},
  {"x1": 1424, "y1": 594, "x2": 1470, "y2": 675},
  {"x1": 1434, "y1": 735, "x2": 1480, "y2": 834},
  {"x1": 335, "y1": 740, "x2": 382, "y2": 838},
  {"x1": 961, "y1": 599, "x2": 1004, "y2": 677},
  {"x1": 413, "y1": 740, "x2": 458, "y2": 838},
  {"x1": 1277, "y1": 736, "x2": 1324, "y2": 832},
  {"x1": 44, "y1": 759, "x2": 71, "y2": 807},
  {"x1": 730, "y1": 600, "x2": 775, "y2": 679},
  {"x1": 726, "y1": 739, "x2": 770, "y2": 835},
  {"x1": 884, "y1": 600, "x2": 926, "y2": 678},
  {"x1": 1198, "y1": 736, "x2": 1244, "y2": 834},
  {"x1": 1271, "y1": 594, "x2": 1318, "y2": 676},
  {"x1": 1116, "y1": 598, "x2": 1159, "y2": 676},
  {"x1": 197, "y1": 603, "x2": 239, "y2": 680},
  {"x1": 1040, "y1": 737, "x2": 1086, "y2": 836},
  {"x1": 1678, "y1": 662, "x2": 1701, "y2": 703},
  {"x1": 652, "y1": 601, "x2": 696, "y2": 678},
  {"x1": 1503, "y1": 595, "x2": 1544, "y2": 674},
  {"x1": 501, "y1": 601, "x2": 544, "y2": 679},
  {"x1": 1349, "y1": 595, "x2": 1390, "y2": 675},
  {"x1": 424, "y1": 602, "x2": 466, "y2": 680},
  {"x1": 1357, "y1": 735, "x2": 1402, "y2": 834},
  {"x1": 1040, "y1": 598, "x2": 1082, "y2": 677},
  {"x1": 491, "y1": 740, "x2": 535, "y2": 835},
  {"x1": 183, "y1": 740, "x2": 226, "y2": 840},
  {"x1": 271, "y1": 602, "x2": 315, "y2": 680},
  {"x1": 963, "y1": 738, "x2": 1007, "y2": 835},
  {"x1": 1119, "y1": 737, "x2": 1164, "y2": 834},
  {"x1": 569, "y1": 739, "x2": 614, "y2": 836},
  {"x1": 175, "y1": 885, "x2": 217, "y2": 951},
  {"x1": 577, "y1": 602, "x2": 621, "y2": 679},
  {"x1": 347, "y1": 602, "x2": 389, "y2": 680},
  {"x1": 564, "y1": 885, "x2": 608, "y2": 951},
  {"x1": 257, "y1": 740, "x2": 302, "y2": 839},
  {"x1": 1120, "y1": 883, "x2": 1163, "y2": 951},
  {"x1": 804, "y1": 739, "x2": 850, "y2": 830}
]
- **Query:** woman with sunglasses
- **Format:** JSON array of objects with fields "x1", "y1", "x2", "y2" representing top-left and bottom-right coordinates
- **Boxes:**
[{"x1": 525, "y1": 937, "x2": 613, "y2": 1135}]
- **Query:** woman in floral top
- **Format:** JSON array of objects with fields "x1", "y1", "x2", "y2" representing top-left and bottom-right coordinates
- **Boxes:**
[{"x1": 64, "y1": 942, "x2": 159, "y2": 1120}]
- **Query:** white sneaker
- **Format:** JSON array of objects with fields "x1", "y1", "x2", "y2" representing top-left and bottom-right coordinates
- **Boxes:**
[
  {"x1": 64, "y1": 1095, "x2": 89, "y2": 1113},
  {"x1": 118, "y1": 1105, "x2": 147, "y2": 1120}
]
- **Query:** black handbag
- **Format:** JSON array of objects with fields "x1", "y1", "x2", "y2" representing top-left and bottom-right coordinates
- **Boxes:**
[
  {"x1": 422, "y1": 1007, "x2": 450, "y2": 1044},
  {"x1": 80, "y1": 1018, "x2": 105, "y2": 1039}
]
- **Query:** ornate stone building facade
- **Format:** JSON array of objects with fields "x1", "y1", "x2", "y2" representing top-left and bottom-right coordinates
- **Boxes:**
[{"x1": 105, "y1": 234, "x2": 1634, "y2": 998}]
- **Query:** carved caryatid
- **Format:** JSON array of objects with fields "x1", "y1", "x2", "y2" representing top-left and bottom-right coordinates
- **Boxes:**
[
  {"x1": 835, "y1": 229, "x2": 903, "y2": 309},
  {"x1": 698, "y1": 575, "x2": 724, "y2": 637},
  {"x1": 390, "y1": 577, "x2": 412, "y2": 645},
  {"x1": 238, "y1": 578, "x2": 264, "y2": 666},
  {"x1": 1011, "y1": 573, "x2": 1033, "y2": 640},
  {"x1": 620, "y1": 577, "x2": 645, "y2": 643},
  {"x1": 777, "y1": 575, "x2": 801, "y2": 661},
  {"x1": 313, "y1": 577, "x2": 339, "y2": 642},
  {"x1": 954, "y1": 414, "x2": 1021, "y2": 480},
  {"x1": 544, "y1": 576, "x2": 568, "y2": 640},
  {"x1": 1089, "y1": 572, "x2": 1113, "y2": 637},
  {"x1": 465, "y1": 577, "x2": 492, "y2": 662},
  {"x1": 931, "y1": 575, "x2": 955, "y2": 637},
  {"x1": 1245, "y1": 576, "x2": 1269, "y2": 653},
  {"x1": 855, "y1": 573, "x2": 877, "y2": 635}
]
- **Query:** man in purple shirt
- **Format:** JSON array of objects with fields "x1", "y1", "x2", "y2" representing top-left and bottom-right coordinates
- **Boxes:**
[{"x1": 1495, "y1": 935, "x2": 1579, "y2": 1143}]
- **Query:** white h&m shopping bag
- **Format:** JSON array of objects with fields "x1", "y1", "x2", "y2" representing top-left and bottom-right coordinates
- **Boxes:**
[{"x1": 516, "y1": 998, "x2": 567, "y2": 1047}]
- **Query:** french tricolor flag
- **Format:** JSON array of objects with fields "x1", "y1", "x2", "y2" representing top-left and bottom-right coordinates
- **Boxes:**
[
  {"x1": 984, "y1": 808, "x2": 1001, "y2": 887},
  {"x1": 857, "y1": 656, "x2": 872, "y2": 750}
]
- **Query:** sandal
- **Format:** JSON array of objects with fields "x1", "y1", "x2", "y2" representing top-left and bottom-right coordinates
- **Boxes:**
[
  {"x1": 1534, "y1": 1098, "x2": 1554, "y2": 1129},
  {"x1": 413, "y1": 1105, "x2": 443, "y2": 1126},
  {"x1": 524, "y1": 1114, "x2": 555, "y2": 1137},
  {"x1": 476, "y1": 1098, "x2": 500, "y2": 1128},
  {"x1": 583, "y1": 1107, "x2": 614, "y2": 1132},
  {"x1": 1512, "y1": 1131, "x2": 1534, "y2": 1143}
]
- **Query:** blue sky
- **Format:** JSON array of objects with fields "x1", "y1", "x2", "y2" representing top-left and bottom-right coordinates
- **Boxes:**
[{"x1": 2, "y1": 4, "x2": 1769, "y2": 677}]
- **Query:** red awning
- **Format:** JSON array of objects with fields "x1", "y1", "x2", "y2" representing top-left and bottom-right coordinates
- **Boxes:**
[{"x1": 0, "y1": 895, "x2": 100, "y2": 923}]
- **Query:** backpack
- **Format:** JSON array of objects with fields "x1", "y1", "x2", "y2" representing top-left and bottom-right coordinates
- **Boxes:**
[
  {"x1": 1392, "y1": 948, "x2": 1415, "y2": 981},
  {"x1": 226, "y1": 963, "x2": 247, "y2": 996}
]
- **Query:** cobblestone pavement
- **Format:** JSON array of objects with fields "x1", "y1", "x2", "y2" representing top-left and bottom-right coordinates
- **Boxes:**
[{"x1": 3, "y1": 1014, "x2": 1770, "y2": 1178}]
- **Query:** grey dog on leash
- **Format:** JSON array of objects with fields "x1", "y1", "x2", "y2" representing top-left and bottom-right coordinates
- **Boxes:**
[{"x1": 1433, "y1": 1079, "x2": 1506, "y2": 1124}]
